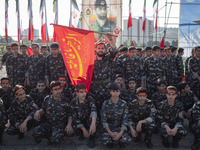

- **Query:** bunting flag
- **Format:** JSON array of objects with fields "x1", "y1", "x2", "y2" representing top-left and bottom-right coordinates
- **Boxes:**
[
  {"x1": 142, "y1": 0, "x2": 146, "y2": 32},
  {"x1": 52, "y1": 0, "x2": 58, "y2": 42},
  {"x1": 5, "y1": 0, "x2": 8, "y2": 43},
  {"x1": 52, "y1": 24, "x2": 95, "y2": 92},
  {"x1": 27, "y1": 46, "x2": 34, "y2": 56},
  {"x1": 153, "y1": 0, "x2": 158, "y2": 31},
  {"x1": 70, "y1": 0, "x2": 80, "y2": 28},
  {"x1": 40, "y1": 0, "x2": 49, "y2": 43},
  {"x1": 131, "y1": 40, "x2": 135, "y2": 46},
  {"x1": 28, "y1": 0, "x2": 34, "y2": 42},
  {"x1": 160, "y1": 36, "x2": 165, "y2": 48},
  {"x1": 16, "y1": 0, "x2": 22, "y2": 42},
  {"x1": 127, "y1": 0, "x2": 132, "y2": 30}
]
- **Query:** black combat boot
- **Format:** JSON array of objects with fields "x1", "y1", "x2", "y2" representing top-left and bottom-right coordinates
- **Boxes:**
[
  {"x1": 172, "y1": 136, "x2": 181, "y2": 148},
  {"x1": 162, "y1": 135, "x2": 170, "y2": 148},
  {"x1": 88, "y1": 135, "x2": 95, "y2": 148},
  {"x1": 145, "y1": 132, "x2": 153, "y2": 148}
]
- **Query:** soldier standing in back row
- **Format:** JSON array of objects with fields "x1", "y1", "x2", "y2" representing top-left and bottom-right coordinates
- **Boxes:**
[
  {"x1": 175, "y1": 48, "x2": 184, "y2": 85},
  {"x1": 6, "y1": 43, "x2": 26, "y2": 87},
  {"x1": 0, "y1": 45, "x2": 12, "y2": 70}
]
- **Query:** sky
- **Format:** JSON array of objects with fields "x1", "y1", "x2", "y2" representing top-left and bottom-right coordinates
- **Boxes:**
[{"x1": 0, "y1": 0, "x2": 180, "y2": 40}]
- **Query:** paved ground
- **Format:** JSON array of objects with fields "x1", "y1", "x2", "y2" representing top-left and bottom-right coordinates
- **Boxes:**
[{"x1": 0, "y1": 66, "x2": 195, "y2": 150}]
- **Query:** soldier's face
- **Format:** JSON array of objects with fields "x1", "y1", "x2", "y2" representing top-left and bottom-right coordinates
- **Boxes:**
[
  {"x1": 32, "y1": 45, "x2": 39, "y2": 54},
  {"x1": 146, "y1": 50, "x2": 152, "y2": 57},
  {"x1": 128, "y1": 80, "x2": 136, "y2": 90},
  {"x1": 153, "y1": 49, "x2": 160, "y2": 57},
  {"x1": 110, "y1": 90, "x2": 120, "y2": 98},
  {"x1": 166, "y1": 93, "x2": 177, "y2": 103},
  {"x1": 96, "y1": 44, "x2": 106, "y2": 57},
  {"x1": 36, "y1": 83, "x2": 46, "y2": 93},
  {"x1": 166, "y1": 50, "x2": 171, "y2": 57},
  {"x1": 183, "y1": 84, "x2": 190, "y2": 93},
  {"x1": 114, "y1": 77, "x2": 123, "y2": 87},
  {"x1": 59, "y1": 78, "x2": 66, "y2": 87},
  {"x1": 20, "y1": 47, "x2": 27, "y2": 55},
  {"x1": 12, "y1": 47, "x2": 19, "y2": 55},
  {"x1": 137, "y1": 94, "x2": 147, "y2": 104},
  {"x1": 41, "y1": 48, "x2": 49, "y2": 56},
  {"x1": 76, "y1": 89, "x2": 87, "y2": 101},
  {"x1": 129, "y1": 50, "x2": 136, "y2": 58},
  {"x1": 157, "y1": 84, "x2": 166, "y2": 92},
  {"x1": 96, "y1": 6, "x2": 107, "y2": 20},
  {"x1": 195, "y1": 49, "x2": 200, "y2": 58},
  {"x1": 51, "y1": 48, "x2": 59, "y2": 56},
  {"x1": 16, "y1": 90, "x2": 26, "y2": 102},
  {"x1": 7, "y1": 46, "x2": 11, "y2": 53},
  {"x1": 0, "y1": 80, "x2": 10, "y2": 91},
  {"x1": 52, "y1": 88, "x2": 62, "y2": 98}
]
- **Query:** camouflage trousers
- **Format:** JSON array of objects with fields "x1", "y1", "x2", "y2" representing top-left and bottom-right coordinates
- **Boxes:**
[
  {"x1": 32, "y1": 123, "x2": 65, "y2": 145},
  {"x1": 190, "y1": 123, "x2": 200, "y2": 145},
  {"x1": 146, "y1": 81, "x2": 157, "y2": 99},
  {"x1": 102, "y1": 127, "x2": 131, "y2": 145}
]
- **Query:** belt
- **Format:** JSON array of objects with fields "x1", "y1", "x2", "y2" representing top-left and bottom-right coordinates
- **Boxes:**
[{"x1": 92, "y1": 78, "x2": 111, "y2": 85}]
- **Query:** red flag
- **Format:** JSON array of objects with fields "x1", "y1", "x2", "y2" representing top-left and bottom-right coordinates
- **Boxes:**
[
  {"x1": 131, "y1": 40, "x2": 135, "y2": 46},
  {"x1": 153, "y1": 0, "x2": 158, "y2": 31},
  {"x1": 142, "y1": 0, "x2": 146, "y2": 31},
  {"x1": 127, "y1": 0, "x2": 132, "y2": 30},
  {"x1": 27, "y1": 47, "x2": 34, "y2": 56},
  {"x1": 17, "y1": 0, "x2": 22, "y2": 43},
  {"x1": 160, "y1": 36, "x2": 165, "y2": 48},
  {"x1": 5, "y1": 0, "x2": 8, "y2": 43},
  {"x1": 52, "y1": 0, "x2": 58, "y2": 42},
  {"x1": 52, "y1": 24, "x2": 95, "y2": 92},
  {"x1": 28, "y1": 0, "x2": 34, "y2": 42}
]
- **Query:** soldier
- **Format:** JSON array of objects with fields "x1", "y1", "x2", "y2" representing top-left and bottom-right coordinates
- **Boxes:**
[
  {"x1": 45, "y1": 43, "x2": 67, "y2": 87},
  {"x1": 58, "y1": 75, "x2": 74, "y2": 102},
  {"x1": 136, "y1": 48, "x2": 142, "y2": 58},
  {"x1": 163, "y1": 47, "x2": 177, "y2": 86},
  {"x1": 32, "y1": 81, "x2": 72, "y2": 145},
  {"x1": 40, "y1": 45, "x2": 49, "y2": 57},
  {"x1": 26, "y1": 43, "x2": 46, "y2": 90},
  {"x1": 188, "y1": 46, "x2": 200, "y2": 85},
  {"x1": 160, "y1": 48, "x2": 165, "y2": 59},
  {"x1": 101, "y1": 83, "x2": 131, "y2": 148},
  {"x1": 0, "y1": 98, "x2": 7, "y2": 145},
  {"x1": 29, "y1": 80, "x2": 50, "y2": 109},
  {"x1": 177, "y1": 82, "x2": 199, "y2": 123},
  {"x1": 0, "y1": 45, "x2": 12, "y2": 70},
  {"x1": 158, "y1": 86, "x2": 187, "y2": 148},
  {"x1": 126, "y1": 77, "x2": 137, "y2": 102},
  {"x1": 70, "y1": 84, "x2": 97, "y2": 148},
  {"x1": 190, "y1": 101, "x2": 200, "y2": 150},
  {"x1": 151, "y1": 78, "x2": 167, "y2": 110},
  {"x1": 0, "y1": 77, "x2": 14, "y2": 112},
  {"x1": 123, "y1": 46, "x2": 143, "y2": 87},
  {"x1": 20, "y1": 44, "x2": 28, "y2": 57},
  {"x1": 171, "y1": 47, "x2": 177, "y2": 57},
  {"x1": 175, "y1": 48, "x2": 184, "y2": 84},
  {"x1": 6, "y1": 43, "x2": 26, "y2": 87},
  {"x1": 143, "y1": 45, "x2": 165, "y2": 98},
  {"x1": 90, "y1": 34, "x2": 117, "y2": 118},
  {"x1": 7, "y1": 85, "x2": 36, "y2": 139},
  {"x1": 185, "y1": 48, "x2": 195, "y2": 83},
  {"x1": 190, "y1": 71, "x2": 200, "y2": 99},
  {"x1": 128, "y1": 87, "x2": 156, "y2": 148}
]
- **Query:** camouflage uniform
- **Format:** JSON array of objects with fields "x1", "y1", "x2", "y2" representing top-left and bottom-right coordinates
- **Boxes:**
[
  {"x1": 185, "y1": 56, "x2": 192, "y2": 83},
  {"x1": 143, "y1": 56, "x2": 165, "y2": 97},
  {"x1": 29, "y1": 88, "x2": 50, "y2": 109},
  {"x1": 101, "y1": 99, "x2": 131, "y2": 145},
  {"x1": 163, "y1": 56, "x2": 177, "y2": 86},
  {"x1": 126, "y1": 90, "x2": 137, "y2": 103},
  {"x1": 123, "y1": 56, "x2": 143, "y2": 86},
  {"x1": 119, "y1": 88, "x2": 131, "y2": 103},
  {"x1": 90, "y1": 51, "x2": 117, "y2": 115},
  {"x1": 175, "y1": 55, "x2": 184, "y2": 84},
  {"x1": 45, "y1": 53, "x2": 67, "y2": 83},
  {"x1": 61, "y1": 86, "x2": 74, "y2": 103},
  {"x1": 158, "y1": 100, "x2": 187, "y2": 145},
  {"x1": 110, "y1": 58, "x2": 123, "y2": 81},
  {"x1": 191, "y1": 80, "x2": 200, "y2": 100},
  {"x1": 6, "y1": 54, "x2": 26, "y2": 87},
  {"x1": 151, "y1": 91, "x2": 166, "y2": 110},
  {"x1": 128, "y1": 99, "x2": 156, "y2": 144},
  {"x1": 1, "y1": 52, "x2": 12, "y2": 66},
  {"x1": 26, "y1": 54, "x2": 46, "y2": 88},
  {"x1": 7, "y1": 96, "x2": 36, "y2": 135},
  {"x1": 32, "y1": 95, "x2": 71, "y2": 144},
  {"x1": 70, "y1": 96, "x2": 98, "y2": 134},
  {"x1": 190, "y1": 101, "x2": 200, "y2": 149},
  {"x1": 0, "y1": 99, "x2": 8, "y2": 144},
  {"x1": 0, "y1": 87, "x2": 14, "y2": 111},
  {"x1": 188, "y1": 57, "x2": 200, "y2": 85}
]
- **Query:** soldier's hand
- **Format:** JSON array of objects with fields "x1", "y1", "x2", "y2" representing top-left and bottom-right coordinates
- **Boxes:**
[
  {"x1": 19, "y1": 122, "x2": 27, "y2": 133},
  {"x1": 89, "y1": 123, "x2": 96, "y2": 135},
  {"x1": 65, "y1": 124, "x2": 74, "y2": 135},
  {"x1": 165, "y1": 126, "x2": 172, "y2": 135},
  {"x1": 82, "y1": 128, "x2": 90, "y2": 138},
  {"x1": 130, "y1": 128, "x2": 137, "y2": 137},
  {"x1": 171, "y1": 127, "x2": 178, "y2": 136},
  {"x1": 110, "y1": 132, "x2": 118, "y2": 140},
  {"x1": 136, "y1": 122, "x2": 142, "y2": 132},
  {"x1": 27, "y1": 78, "x2": 31, "y2": 86},
  {"x1": 34, "y1": 111, "x2": 41, "y2": 121}
]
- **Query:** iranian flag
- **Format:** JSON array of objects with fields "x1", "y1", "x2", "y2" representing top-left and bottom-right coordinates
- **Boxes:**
[
  {"x1": 160, "y1": 36, "x2": 165, "y2": 48},
  {"x1": 40, "y1": 0, "x2": 49, "y2": 43},
  {"x1": 69, "y1": 0, "x2": 80, "y2": 28},
  {"x1": 127, "y1": 0, "x2": 132, "y2": 30},
  {"x1": 142, "y1": 0, "x2": 146, "y2": 32},
  {"x1": 52, "y1": 0, "x2": 58, "y2": 42},
  {"x1": 153, "y1": 0, "x2": 158, "y2": 31},
  {"x1": 16, "y1": 0, "x2": 22, "y2": 42},
  {"x1": 28, "y1": 0, "x2": 34, "y2": 42},
  {"x1": 5, "y1": 0, "x2": 8, "y2": 43}
]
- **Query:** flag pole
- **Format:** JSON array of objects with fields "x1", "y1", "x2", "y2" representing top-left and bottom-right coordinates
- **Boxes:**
[{"x1": 156, "y1": 0, "x2": 159, "y2": 44}]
